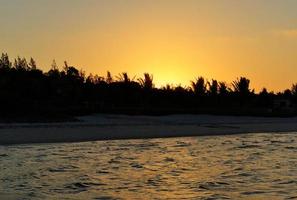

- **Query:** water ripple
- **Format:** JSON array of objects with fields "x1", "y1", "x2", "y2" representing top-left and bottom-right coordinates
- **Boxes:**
[{"x1": 0, "y1": 132, "x2": 297, "y2": 199}]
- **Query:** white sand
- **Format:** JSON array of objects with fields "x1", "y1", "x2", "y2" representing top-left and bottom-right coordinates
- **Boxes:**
[{"x1": 1, "y1": 114, "x2": 297, "y2": 145}]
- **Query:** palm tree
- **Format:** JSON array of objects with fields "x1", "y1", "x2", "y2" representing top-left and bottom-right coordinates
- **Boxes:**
[
  {"x1": 14, "y1": 57, "x2": 29, "y2": 71},
  {"x1": 191, "y1": 76, "x2": 207, "y2": 95},
  {"x1": 116, "y1": 72, "x2": 131, "y2": 83},
  {"x1": 259, "y1": 88, "x2": 268, "y2": 96},
  {"x1": 218, "y1": 82, "x2": 228, "y2": 95},
  {"x1": 93, "y1": 74, "x2": 105, "y2": 84},
  {"x1": 161, "y1": 84, "x2": 174, "y2": 92},
  {"x1": 47, "y1": 60, "x2": 60, "y2": 78},
  {"x1": 106, "y1": 71, "x2": 113, "y2": 84},
  {"x1": 28, "y1": 58, "x2": 37, "y2": 70},
  {"x1": 51, "y1": 59, "x2": 59, "y2": 71},
  {"x1": 138, "y1": 73, "x2": 154, "y2": 90},
  {"x1": 208, "y1": 79, "x2": 218, "y2": 95},
  {"x1": 0, "y1": 53, "x2": 11, "y2": 70},
  {"x1": 232, "y1": 77, "x2": 251, "y2": 95},
  {"x1": 86, "y1": 73, "x2": 94, "y2": 84}
]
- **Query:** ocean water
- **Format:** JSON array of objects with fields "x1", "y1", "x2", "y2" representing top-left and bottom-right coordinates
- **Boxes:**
[{"x1": 0, "y1": 133, "x2": 297, "y2": 200}]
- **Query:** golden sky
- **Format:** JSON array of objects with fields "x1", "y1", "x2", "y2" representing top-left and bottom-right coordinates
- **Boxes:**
[{"x1": 0, "y1": 0, "x2": 296, "y2": 91}]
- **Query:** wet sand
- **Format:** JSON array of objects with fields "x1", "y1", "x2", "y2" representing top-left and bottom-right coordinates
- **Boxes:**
[{"x1": 0, "y1": 114, "x2": 297, "y2": 145}]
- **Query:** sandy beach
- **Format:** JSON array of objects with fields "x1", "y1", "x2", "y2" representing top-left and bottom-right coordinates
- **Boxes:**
[{"x1": 0, "y1": 114, "x2": 297, "y2": 145}]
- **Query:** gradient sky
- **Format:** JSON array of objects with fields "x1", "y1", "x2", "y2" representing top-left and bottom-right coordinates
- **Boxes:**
[{"x1": 1, "y1": 0, "x2": 296, "y2": 91}]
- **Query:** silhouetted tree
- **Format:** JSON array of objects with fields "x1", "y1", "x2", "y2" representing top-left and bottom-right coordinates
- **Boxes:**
[
  {"x1": 116, "y1": 72, "x2": 132, "y2": 83},
  {"x1": 106, "y1": 71, "x2": 113, "y2": 84},
  {"x1": 232, "y1": 77, "x2": 249, "y2": 94},
  {"x1": 208, "y1": 79, "x2": 218, "y2": 96},
  {"x1": 231, "y1": 77, "x2": 253, "y2": 106},
  {"x1": 162, "y1": 84, "x2": 174, "y2": 92},
  {"x1": 86, "y1": 73, "x2": 94, "y2": 84},
  {"x1": 14, "y1": 57, "x2": 29, "y2": 71},
  {"x1": 0, "y1": 53, "x2": 11, "y2": 69},
  {"x1": 93, "y1": 74, "x2": 105, "y2": 84},
  {"x1": 260, "y1": 88, "x2": 268, "y2": 96},
  {"x1": 191, "y1": 77, "x2": 207, "y2": 96},
  {"x1": 138, "y1": 73, "x2": 154, "y2": 90},
  {"x1": 51, "y1": 59, "x2": 59, "y2": 71},
  {"x1": 0, "y1": 52, "x2": 296, "y2": 119},
  {"x1": 29, "y1": 58, "x2": 37, "y2": 70},
  {"x1": 218, "y1": 82, "x2": 228, "y2": 95},
  {"x1": 232, "y1": 77, "x2": 251, "y2": 95}
]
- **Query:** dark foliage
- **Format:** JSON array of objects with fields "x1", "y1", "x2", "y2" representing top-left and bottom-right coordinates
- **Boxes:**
[{"x1": 0, "y1": 53, "x2": 296, "y2": 121}]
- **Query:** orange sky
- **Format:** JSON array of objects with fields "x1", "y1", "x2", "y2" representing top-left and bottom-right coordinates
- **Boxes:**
[{"x1": 1, "y1": 0, "x2": 297, "y2": 92}]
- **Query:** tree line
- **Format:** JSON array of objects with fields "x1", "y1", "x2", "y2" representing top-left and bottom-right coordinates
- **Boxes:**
[{"x1": 0, "y1": 53, "x2": 296, "y2": 121}]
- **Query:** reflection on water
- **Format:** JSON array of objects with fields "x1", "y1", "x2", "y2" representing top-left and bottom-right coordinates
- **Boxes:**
[{"x1": 0, "y1": 133, "x2": 297, "y2": 200}]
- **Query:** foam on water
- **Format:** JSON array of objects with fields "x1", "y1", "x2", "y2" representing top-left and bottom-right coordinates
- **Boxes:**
[{"x1": 0, "y1": 132, "x2": 297, "y2": 199}]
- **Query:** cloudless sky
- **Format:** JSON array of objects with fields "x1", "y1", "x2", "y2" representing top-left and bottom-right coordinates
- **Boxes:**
[{"x1": 1, "y1": 0, "x2": 296, "y2": 91}]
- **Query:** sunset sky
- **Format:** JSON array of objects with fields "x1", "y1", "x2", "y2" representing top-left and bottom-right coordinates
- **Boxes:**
[{"x1": 0, "y1": 0, "x2": 296, "y2": 92}]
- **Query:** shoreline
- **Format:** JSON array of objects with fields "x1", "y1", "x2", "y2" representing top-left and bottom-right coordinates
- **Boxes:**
[{"x1": 1, "y1": 114, "x2": 297, "y2": 145}]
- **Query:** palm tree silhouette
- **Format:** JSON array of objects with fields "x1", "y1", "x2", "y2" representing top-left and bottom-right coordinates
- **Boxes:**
[
  {"x1": 232, "y1": 77, "x2": 251, "y2": 95},
  {"x1": 138, "y1": 73, "x2": 154, "y2": 90},
  {"x1": 218, "y1": 82, "x2": 228, "y2": 95},
  {"x1": 208, "y1": 79, "x2": 218, "y2": 96},
  {"x1": 191, "y1": 76, "x2": 207, "y2": 96},
  {"x1": 0, "y1": 52, "x2": 296, "y2": 119},
  {"x1": 116, "y1": 72, "x2": 134, "y2": 83}
]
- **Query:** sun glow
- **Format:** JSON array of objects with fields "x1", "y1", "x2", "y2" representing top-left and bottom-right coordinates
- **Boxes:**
[{"x1": 1, "y1": 0, "x2": 297, "y2": 91}]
